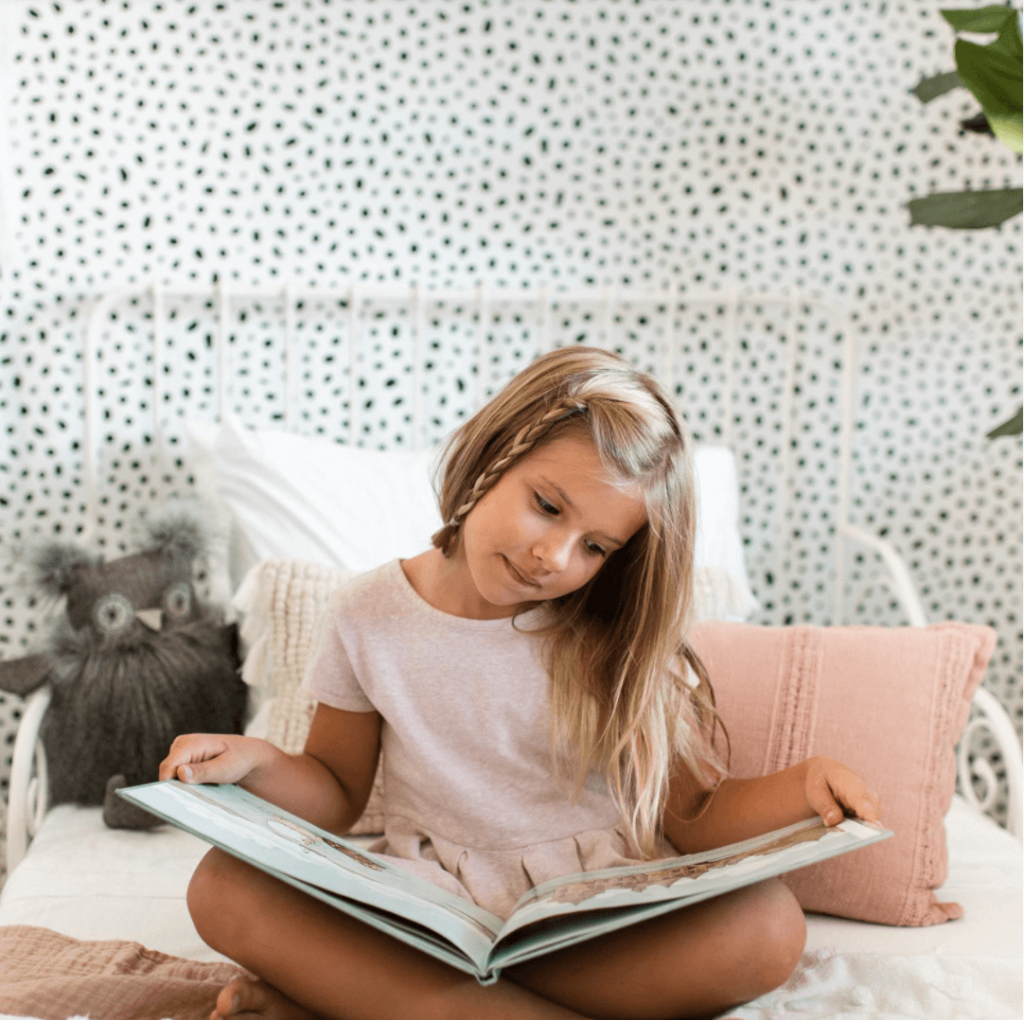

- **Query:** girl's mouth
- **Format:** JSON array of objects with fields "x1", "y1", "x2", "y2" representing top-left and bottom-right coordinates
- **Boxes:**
[{"x1": 503, "y1": 556, "x2": 540, "y2": 588}]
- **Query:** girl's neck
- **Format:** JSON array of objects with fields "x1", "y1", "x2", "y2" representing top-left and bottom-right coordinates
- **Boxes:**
[{"x1": 400, "y1": 548, "x2": 541, "y2": 621}]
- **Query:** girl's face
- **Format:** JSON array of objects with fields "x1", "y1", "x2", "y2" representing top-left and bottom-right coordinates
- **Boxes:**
[{"x1": 451, "y1": 435, "x2": 648, "y2": 619}]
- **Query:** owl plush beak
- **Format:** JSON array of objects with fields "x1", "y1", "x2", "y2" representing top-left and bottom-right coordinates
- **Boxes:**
[{"x1": 135, "y1": 609, "x2": 163, "y2": 631}]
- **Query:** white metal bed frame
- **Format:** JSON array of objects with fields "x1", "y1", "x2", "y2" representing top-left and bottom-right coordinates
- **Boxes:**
[
  {"x1": 76, "y1": 282, "x2": 870, "y2": 624},
  {"x1": 5, "y1": 282, "x2": 1021, "y2": 875}
]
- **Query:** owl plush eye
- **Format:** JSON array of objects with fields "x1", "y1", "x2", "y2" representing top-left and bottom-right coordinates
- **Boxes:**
[
  {"x1": 94, "y1": 593, "x2": 134, "y2": 634},
  {"x1": 164, "y1": 583, "x2": 193, "y2": 619}
]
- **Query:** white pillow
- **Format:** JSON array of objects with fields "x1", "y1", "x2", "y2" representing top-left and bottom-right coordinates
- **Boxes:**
[
  {"x1": 186, "y1": 415, "x2": 444, "y2": 592},
  {"x1": 186, "y1": 416, "x2": 757, "y2": 620},
  {"x1": 691, "y1": 444, "x2": 757, "y2": 615}
]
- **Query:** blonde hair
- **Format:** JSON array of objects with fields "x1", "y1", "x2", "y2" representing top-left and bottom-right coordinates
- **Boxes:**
[{"x1": 433, "y1": 347, "x2": 726, "y2": 856}]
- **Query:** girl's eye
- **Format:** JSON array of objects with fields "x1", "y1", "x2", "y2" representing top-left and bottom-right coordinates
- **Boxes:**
[
  {"x1": 534, "y1": 493, "x2": 558, "y2": 515},
  {"x1": 534, "y1": 493, "x2": 606, "y2": 556}
]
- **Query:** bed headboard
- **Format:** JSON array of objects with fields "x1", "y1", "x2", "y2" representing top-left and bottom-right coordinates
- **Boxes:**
[{"x1": 81, "y1": 282, "x2": 866, "y2": 621}]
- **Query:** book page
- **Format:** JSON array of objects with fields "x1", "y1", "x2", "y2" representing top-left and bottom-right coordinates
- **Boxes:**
[
  {"x1": 498, "y1": 816, "x2": 891, "y2": 941},
  {"x1": 121, "y1": 781, "x2": 502, "y2": 969}
]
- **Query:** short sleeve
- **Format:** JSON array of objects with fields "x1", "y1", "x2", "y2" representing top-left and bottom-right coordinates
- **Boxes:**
[{"x1": 301, "y1": 589, "x2": 376, "y2": 713}]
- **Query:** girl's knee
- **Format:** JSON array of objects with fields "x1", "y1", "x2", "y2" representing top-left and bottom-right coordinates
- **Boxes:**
[
  {"x1": 745, "y1": 879, "x2": 806, "y2": 993},
  {"x1": 187, "y1": 848, "x2": 250, "y2": 951}
]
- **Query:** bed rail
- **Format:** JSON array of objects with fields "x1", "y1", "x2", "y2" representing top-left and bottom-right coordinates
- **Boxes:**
[
  {"x1": 840, "y1": 524, "x2": 1022, "y2": 839},
  {"x1": 5, "y1": 686, "x2": 50, "y2": 874}
]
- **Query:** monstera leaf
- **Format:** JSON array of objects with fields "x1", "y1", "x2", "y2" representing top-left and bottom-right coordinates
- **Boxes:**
[
  {"x1": 911, "y1": 6, "x2": 1022, "y2": 439},
  {"x1": 948, "y1": 6, "x2": 1022, "y2": 153},
  {"x1": 910, "y1": 5, "x2": 1022, "y2": 230}
]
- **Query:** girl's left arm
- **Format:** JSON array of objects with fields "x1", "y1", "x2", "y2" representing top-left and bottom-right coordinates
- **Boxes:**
[{"x1": 662, "y1": 755, "x2": 882, "y2": 855}]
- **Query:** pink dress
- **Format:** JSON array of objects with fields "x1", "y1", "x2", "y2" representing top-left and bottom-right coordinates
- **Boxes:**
[{"x1": 302, "y1": 559, "x2": 664, "y2": 919}]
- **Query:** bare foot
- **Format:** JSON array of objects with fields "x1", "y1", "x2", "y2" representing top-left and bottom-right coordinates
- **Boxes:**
[{"x1": 211, "y1": 976, "x2": 321, "y2": 1020}]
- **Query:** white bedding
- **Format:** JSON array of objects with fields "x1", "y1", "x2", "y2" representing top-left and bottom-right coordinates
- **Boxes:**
[
  {"x1": 730, "y1": 950, "x2": 1022, "y2": 1020},
  {"x1": 0, "y1": 797, "x2": 1019, "y2": 1019}
]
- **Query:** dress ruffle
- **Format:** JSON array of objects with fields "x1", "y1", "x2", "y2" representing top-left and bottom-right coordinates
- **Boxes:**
[{"x1": 369, "y1": 819, "x2": 661, "y2": 920}]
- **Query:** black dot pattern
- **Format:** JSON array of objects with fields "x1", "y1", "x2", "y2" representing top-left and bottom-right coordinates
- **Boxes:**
[{"x1": 0, "y1": 2, "x2": 1020, "y2": 821}]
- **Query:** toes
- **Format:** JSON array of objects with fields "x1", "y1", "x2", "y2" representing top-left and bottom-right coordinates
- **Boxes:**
[
  {"x1": 211, "y1": 974, "x2": 318, "y2": 1020},
  {"x1": 213, "y1": 977, "x2": 250, "y2": 1018}
]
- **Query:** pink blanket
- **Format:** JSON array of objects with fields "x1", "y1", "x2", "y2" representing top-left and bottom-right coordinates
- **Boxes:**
[{"x1": 0, "y1": 926, "x2": 247, "y2": 1020}]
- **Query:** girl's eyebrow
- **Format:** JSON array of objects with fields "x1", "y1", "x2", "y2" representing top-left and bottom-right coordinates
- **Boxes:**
[{"x1": 538, "y1": 476, "x2": 627, "y2": 549}]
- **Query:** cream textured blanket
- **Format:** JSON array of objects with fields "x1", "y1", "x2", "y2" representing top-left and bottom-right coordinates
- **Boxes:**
[{"x1": 234, "y1": 557, "x2": 387, "y2": 834}]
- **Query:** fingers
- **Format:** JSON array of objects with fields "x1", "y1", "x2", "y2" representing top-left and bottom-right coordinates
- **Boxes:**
[
  {"x1": 159, "y1": 733, "x2": 270, "y2": 788},
  {"x1": 857, "y1": 786, "x2": 883, "y2": 824},
  {"x1": 158, "y1": 733, "x2": 233, "y2": 784},
  {"x1": 806, "y1": 757, "x2": 883, "y2": 826}
]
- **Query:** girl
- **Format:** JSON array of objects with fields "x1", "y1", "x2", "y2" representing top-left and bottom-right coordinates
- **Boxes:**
[{"x1": 161, "y1": 347, "x2": 881, "y2": 1020}]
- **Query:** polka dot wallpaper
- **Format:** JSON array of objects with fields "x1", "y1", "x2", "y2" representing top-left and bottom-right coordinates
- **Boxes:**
[{"x1": 0, "y1": 1, "x2": 1020, "y2": 812}]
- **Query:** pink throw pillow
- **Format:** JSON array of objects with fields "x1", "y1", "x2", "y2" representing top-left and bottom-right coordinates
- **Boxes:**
[{"x1": 690, "y1": 621, "x2": 997, "y2": 926}]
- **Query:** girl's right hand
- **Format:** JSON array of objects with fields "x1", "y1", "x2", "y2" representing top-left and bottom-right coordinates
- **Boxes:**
[{"x1": 158, "y1": 733, "x2": 277, "y2": 788}]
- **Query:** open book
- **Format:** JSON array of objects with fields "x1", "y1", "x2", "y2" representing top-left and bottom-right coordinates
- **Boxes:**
[{"x1": 120, "y1": 780, "x2": 892, "y2": 985}]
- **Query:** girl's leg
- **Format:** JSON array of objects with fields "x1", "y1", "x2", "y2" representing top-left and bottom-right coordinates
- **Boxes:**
[
  {"x1": 188, "y1": 848, "x2": 588, "y2": 1020},
  {"x1": 509, "y1": 876, "x2": 806, "y2": 1020},
  {"x1": 189, "y1": 848, "x2": 804, "y2": 1020}
]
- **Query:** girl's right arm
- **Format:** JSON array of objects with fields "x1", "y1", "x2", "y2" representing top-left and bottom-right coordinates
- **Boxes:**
[{"x1": 158, "y1": 704, "x2": 381, "y2": 834}]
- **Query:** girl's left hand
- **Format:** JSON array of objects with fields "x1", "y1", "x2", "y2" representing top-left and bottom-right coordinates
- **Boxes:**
[{"x1": 804, "y1": 755, "x2": 883, "y2": 826}]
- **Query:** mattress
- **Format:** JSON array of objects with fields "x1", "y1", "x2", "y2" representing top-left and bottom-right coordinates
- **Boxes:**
[{"x1": 0, "y1": 795, "x2": 1019, "y2": 969}]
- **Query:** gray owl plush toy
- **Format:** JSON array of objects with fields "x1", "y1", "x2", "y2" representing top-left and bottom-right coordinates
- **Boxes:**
[{"x1": 0, "y1": 507, "x2": 248, "y2": 829}]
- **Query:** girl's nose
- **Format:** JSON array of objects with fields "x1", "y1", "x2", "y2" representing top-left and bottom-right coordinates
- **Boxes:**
[{"x1": 533, "y1": 532, "x2": 573, "y2": 573}]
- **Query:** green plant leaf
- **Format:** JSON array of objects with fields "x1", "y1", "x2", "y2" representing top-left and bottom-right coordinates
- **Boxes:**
[
  {"x1": 986, "y1": 405, "x2": 1023, "y2": 439},
  {"x1": 984, "y1": 10, "x2": 1022, "y2": 65},
  {"x1": 941, "y1": 6, "x2": 1016, "y2": 33},
  {"x1": 955, "y1": 37, "x2": 1024, "y2": 150},
  {"x1": 951, "y1": 10, "x2": 1023, "y2": 151},
  {"x1": 913, "y1": 69, "x2": 963, "y2": 103},
  {"x1": 983, "y1": 108, "x2": 1024, "y2": 151},
  {"x1": 960, "y1": 110, "x2": 995, "y2": 133},
  {"x1": 909, "y1": 187, "x2": 1023, "y2": 227}
]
